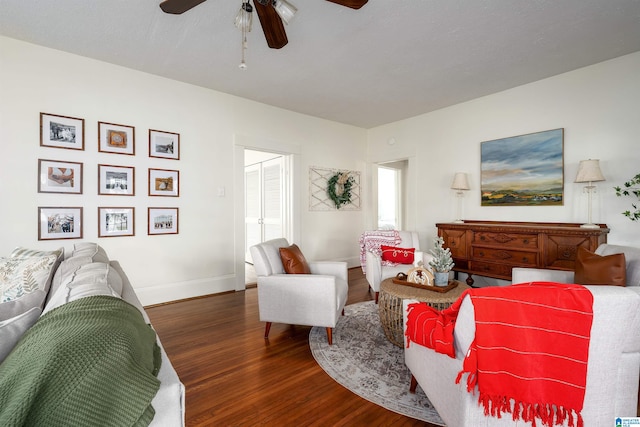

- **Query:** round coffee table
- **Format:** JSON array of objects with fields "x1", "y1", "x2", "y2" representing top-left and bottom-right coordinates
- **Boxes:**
[{"x1": 378, "y1": 277, "x2": 470, "y2": 347}]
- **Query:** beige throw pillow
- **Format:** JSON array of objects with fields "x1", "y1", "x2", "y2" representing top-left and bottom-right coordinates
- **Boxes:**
[{"x1": 0, "y1": 255, "x2": 59, "y2": 321}]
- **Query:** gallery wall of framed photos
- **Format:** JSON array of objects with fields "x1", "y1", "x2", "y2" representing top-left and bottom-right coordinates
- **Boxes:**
[{"x1": 38, "y1": 112, "x2": 180, "y2": 240}]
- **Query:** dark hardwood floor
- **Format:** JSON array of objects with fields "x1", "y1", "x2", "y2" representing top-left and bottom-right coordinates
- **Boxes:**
[{"x1": 146, "y1": 268, "x2": 435, "y2": 427}]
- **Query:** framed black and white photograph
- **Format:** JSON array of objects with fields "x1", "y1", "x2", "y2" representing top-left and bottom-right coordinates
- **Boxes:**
[
  {"x1": 149, "y1": 168, "x2": 179, "y2": 197},
  {"x1": 38, "y1": 207, "x2": 83, "y2": 240},
  {"x1": 98, "y1": 121, "x2": 135, "y2": 155},
  {"x1": 148, "y1": 207, "x2": 179, "y2": 235},
  {"x1": 149, "y1": 129, "x2": 180, "y2": 160},
  {"x1": 40, "y1": 112, "x2": 85, "y2": 150},
  {"x1": 38, "y1": 159, "x2": 83, "y2": 194},
  {"x1": 98, "y1": 164, "x2": 135, "y2": 196},
  {"x1": 98, "y1": 207, "x2": 135, "y2": 237}
]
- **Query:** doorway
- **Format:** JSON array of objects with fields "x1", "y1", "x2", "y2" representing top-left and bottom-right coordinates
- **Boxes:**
[
  {"x1": 245, "y1": 151, "x2": 284, "y2": 262},
  {"x1": 234, "y1": 137, "x2": 299, "y2": 291},
  {"x1": 244, "y1": 149, "x2": 289, "y2": 283}
]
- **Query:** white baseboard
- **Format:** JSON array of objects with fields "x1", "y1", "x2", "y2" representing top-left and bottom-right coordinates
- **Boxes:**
[
  {"x1": 345, "y1": 256, "x2": 361, "y2": 269},
  {"x1": 137, "y1": 256, "x2": 363, "y2": 306},
  {"x1": 137, "y1": 274, "x2": 236, "y2": 306}
]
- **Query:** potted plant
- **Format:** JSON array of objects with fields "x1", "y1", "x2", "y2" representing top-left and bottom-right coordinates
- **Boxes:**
[
  {"x1": 614, "y1": 173, "x2": 640, "y2": 222},
  {"x1": 429, "y1": 236, "x2": 455, "y2": 286}
]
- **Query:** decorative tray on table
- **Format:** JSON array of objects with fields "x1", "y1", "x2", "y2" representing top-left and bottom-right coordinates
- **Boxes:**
[{"x1": 392, "y1": 272, "x2": 458, "y2": 293}]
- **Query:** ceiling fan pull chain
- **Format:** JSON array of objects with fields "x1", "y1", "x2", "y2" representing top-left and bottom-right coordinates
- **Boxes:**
[{"x1": 235, "y1": 0, "x2": 253, "y2": 69}]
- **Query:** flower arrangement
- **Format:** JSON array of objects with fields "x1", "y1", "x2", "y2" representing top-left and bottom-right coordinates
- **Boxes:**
[
  {"x1": 327, "y1": 171, "x2": 354, "y2": 209},
  {"x1": 428, "y1": 236, "x2": 455, "y2": 273},
  {"x1": 614, "y1": 173, "x2": 640, "y2": 222}
]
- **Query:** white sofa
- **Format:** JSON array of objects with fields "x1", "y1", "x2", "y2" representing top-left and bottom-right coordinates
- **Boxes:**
[
  {"x1": 403, "y1": 243, "x2": 640, "y2": 426},
  {"x1": 0, "y1": 243, "x2": 185, "y2": 426},
  {"x1": 364, "y1": 230, "x2": 433, "y2": 303}
]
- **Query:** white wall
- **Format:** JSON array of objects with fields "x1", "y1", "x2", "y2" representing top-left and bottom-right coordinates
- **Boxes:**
[
  {"x1": 367, "y1": 52, "x2": 640, "y2": 284},
  {"x1": 3, "y1": 36, "x2": 638, "y2": 302},
  {"x1": 0, "y1": 36, "x2": 367, "y2": 305}
]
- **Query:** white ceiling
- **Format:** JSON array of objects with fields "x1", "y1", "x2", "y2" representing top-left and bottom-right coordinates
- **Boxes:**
[{"x1": 1, "y1": 0, "x2": 640, "y2": 129}]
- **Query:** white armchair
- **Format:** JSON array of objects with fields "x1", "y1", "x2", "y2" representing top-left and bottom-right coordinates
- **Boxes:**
[
  {"x1": 362, "y1": 230, "x2": 433, "y2": 303},
  {"x1": 249, "y1": 238, "x2": 348, "y2": 345}
]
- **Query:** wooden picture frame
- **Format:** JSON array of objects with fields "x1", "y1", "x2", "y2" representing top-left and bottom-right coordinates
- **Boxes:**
[
  {"x1": 149, "y1": 168, "x2": 179, "y2": 197},
  {"x1": 98, "y1": 121, "x2": 135, "y2": 155},
  {"x1": 149, "y1": 129, "x2": 180, "y2": 160},
  {"x1": 481, "y1": 128, "x2": 564, "y2": 206},
  {"x1": 38, "y1": 159, "x2": 83, "y2": 194},
  {"x1": 40, "y1": 112, "x2": 84, "y2": 150},
  {"x1": 98, "y1": 207, "x2": 135, "y2": 237},
  {"x1": 98, "y1": 164, "x2": 135, "y2": 196},
  {"x1": 148, "y1": 207, "x2": 179, "y2": 235},
  {"x1": 38, "y1": 206, "x2": 83, "y2": 240}
]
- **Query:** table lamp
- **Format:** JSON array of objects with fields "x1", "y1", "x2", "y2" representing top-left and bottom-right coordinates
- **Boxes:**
[
  {"x1": 451, "y1": 172, "x2": 470, "y2": 223},
  {"x1": 575, "y1": 159, "x2": 605, "y2": 229}
]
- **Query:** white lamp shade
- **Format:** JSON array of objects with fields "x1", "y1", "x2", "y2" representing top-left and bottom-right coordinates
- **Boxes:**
[
  {"x1": 273, "y1": 0, "x2": 297, "y2": 25},
  {"x1": 451, "y1": 172, "x2": 470, "y2": 190},
  {"x1": 234, "y1": 2, "x2": 253, "y2": 31},
  {"x1": 575, "y1": 159, "x2": 605, "y2": 183}
]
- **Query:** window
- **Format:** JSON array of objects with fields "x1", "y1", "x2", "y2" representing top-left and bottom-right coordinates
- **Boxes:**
[{"x1": 378, "y1": 166, "x2": 400, "y2": 230}]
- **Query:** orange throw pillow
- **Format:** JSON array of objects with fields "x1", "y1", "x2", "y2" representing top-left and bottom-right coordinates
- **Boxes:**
[
  {"x1": 279, "y1": 244, "x2": 311, "y2": 274},
  {"x1": 380, "y1": 245, "x2": 415, "y2": 264},
  {"x1": 574, "y1": 246, "x2": 626, "y2": 286}
]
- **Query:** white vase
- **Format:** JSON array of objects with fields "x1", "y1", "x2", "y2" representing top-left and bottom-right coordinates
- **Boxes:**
[{"x1": 434, "y1": 271, "x2": 449, "y2": 287}]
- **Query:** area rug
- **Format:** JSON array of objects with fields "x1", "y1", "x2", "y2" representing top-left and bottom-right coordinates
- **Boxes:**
[{"x1": 309, "y1": 301, "x2": 445, "y2": 425}]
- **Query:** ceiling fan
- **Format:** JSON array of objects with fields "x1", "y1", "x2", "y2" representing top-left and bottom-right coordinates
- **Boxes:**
[{"x1": 159, "y1": 0, "x2": 368, "y2": 49}]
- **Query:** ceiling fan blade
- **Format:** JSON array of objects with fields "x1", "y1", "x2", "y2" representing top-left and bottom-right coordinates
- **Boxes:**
[
  {"x1": 254, "y1": 1, "x2": 288, "y2": 49},
  {"x1": 325, "y1": 0, "x2": 368, "y2": 10},
  {"x1": 159, "y1": 0, "x2": 207, "y2": 14}
]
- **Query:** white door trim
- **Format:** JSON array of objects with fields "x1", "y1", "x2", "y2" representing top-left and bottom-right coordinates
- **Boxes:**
[{"x1": 233, "y1": 135, "x2": 300, "y2": 291}]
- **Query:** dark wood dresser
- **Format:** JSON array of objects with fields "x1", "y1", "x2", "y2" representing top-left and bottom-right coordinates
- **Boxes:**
[{"x1": 436, "y1": 221, "x2": 609, "y2": 286}]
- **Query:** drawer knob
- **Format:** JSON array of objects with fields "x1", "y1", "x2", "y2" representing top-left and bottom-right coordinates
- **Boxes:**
[{"x1": 523, "y1": 239, "x2": 529, "y2": 244}]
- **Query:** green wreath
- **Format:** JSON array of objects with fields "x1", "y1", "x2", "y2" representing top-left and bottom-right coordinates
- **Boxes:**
[{"x1": 327, "y1": 172, "x2": 354, "y2": 209}]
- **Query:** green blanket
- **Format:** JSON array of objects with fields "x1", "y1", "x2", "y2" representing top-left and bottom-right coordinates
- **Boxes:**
[{"x1": 0, "y1": 295, "x2": 161, "y2": 427}]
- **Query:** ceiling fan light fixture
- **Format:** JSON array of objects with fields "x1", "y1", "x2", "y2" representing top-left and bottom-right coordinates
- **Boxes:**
[
  {"x1": 234, "y1": 1, "x2": 253, "y2": 31},
  {"x1": 273, "y1": 0, "x2": 297, "y2": 25},
  {"x1": 235, "y1": 0, "x2": 253, "y2": 70}
]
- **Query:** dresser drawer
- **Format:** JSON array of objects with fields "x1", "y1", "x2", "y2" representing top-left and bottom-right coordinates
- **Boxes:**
[
  {"x1": 471, "y1": 247, "x2": 537, "y2": 266},
  {"x1": 472, "y1": 232, "x2": 538, "y2": 249},
  {"x1": 441, "y1": 229, "x2": 467, "y2": 258},
  {"x1": 452, "y1": 258, "x2": 469, "y2": 271},
  {"x1": 468, "y1": 261, "x2": 512, "y2": 279}
]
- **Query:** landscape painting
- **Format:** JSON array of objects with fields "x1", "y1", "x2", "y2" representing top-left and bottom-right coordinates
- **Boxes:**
[{"x1": 481, "y1": 128, "x2": 564, "y2": 206}]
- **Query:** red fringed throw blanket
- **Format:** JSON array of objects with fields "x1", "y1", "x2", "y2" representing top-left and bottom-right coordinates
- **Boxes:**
[
  {"x1": 358, "y1": 230, "x2": 402, "y2": 272},
  {"x1": 405, "y1": 282, "x2": 594, "y2": 427}
]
